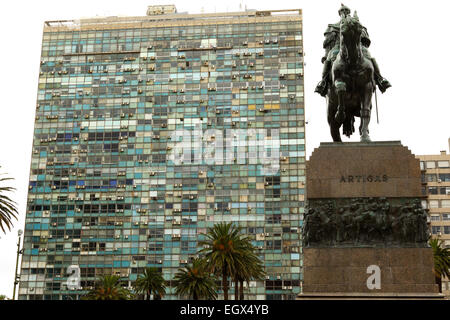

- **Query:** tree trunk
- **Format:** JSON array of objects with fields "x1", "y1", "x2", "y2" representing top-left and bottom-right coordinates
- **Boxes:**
[
  {"x1": 239, "y1": 279, "x2": 244, "y2": 300},
  {"x1": 436, "y1": 276, "x2": 442, "y2": 293},
  {"x1": 193, "y1": 291, "x2": 198, "y2": 300},
  {"x1": 234, "y1": 278, "x2": 239, "y2": 300},
  {"x1": 222, "y1": 268, "x2": 229, "y2": 300},
  {"x1": 147, "y1": 289, "x2": 151, "y2": 300}
]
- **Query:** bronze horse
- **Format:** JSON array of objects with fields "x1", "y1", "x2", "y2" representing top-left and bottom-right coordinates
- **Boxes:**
[{"x1": 327, "y1": 13, "x2": 375, "y2": 142}]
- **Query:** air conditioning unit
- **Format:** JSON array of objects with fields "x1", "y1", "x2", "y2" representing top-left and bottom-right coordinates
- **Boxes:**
[{"x1": 180, "y1": 260, "x2": 188, "y2": 264}]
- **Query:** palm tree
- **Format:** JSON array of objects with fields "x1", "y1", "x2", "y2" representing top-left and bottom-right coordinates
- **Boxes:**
[
  {"x1": 0, "y1": 169, "x2": 18, "y2": 234},
  {"x1": 173, "y1": 258, "x2": 217, "y2": 300},
  {"x1": 82, "y1": 275, "x2": 131, "y2": 300},
  {"x1": 429, "y1": 238, "x2": 450, "y2": 293},
  {"x1": 199, "y1": 222, "x2": 251, "y2": 300},
  {"x1": 233, "y1": 243, "x2": 265, "y2": 300},
  {"x1": 134, "y1": 267, "x2": 166, "y2": 300}
]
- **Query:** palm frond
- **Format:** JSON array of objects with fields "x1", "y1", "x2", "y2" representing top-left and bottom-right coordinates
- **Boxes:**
[{"x1": 0, "y1": 169, "x2": 18, "y2": 233}]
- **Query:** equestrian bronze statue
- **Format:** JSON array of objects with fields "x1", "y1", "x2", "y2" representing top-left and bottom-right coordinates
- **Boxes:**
[{"x1": 315, "y1": 5, "x2": 391, "y2": 142}]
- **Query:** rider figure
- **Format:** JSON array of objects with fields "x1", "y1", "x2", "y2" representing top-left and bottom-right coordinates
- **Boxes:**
[{"x1": 315, "y1": 4, "x2": 392, "y2": 97}]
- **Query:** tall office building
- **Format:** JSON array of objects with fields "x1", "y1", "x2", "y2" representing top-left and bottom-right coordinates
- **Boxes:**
[
  {"x1": 19, "y1": 6, "x2": 305, "y2": 300},
  {"x1": 417, "y1": 140, "x2": 450, "y2": 296}
]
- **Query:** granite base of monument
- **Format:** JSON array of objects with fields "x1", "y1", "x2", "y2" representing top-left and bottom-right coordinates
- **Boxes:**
[{"x1": 297, "y1": 142, "x2": 443, "y2": 300}]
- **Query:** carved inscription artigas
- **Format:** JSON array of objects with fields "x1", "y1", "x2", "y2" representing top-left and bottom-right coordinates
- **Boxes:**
[{"x1": 340, "y1": 175, "x2": 388, "y2": 183}]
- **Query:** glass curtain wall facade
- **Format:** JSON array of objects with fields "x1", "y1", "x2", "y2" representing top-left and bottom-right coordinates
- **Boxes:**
[{"x1": 19, "y1": 9, "x2": 305, "y2": 300}]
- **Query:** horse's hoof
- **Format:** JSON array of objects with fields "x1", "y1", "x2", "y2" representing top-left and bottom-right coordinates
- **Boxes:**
[{"x1": 360, "y1": 134, "x2": 371, "y2": 143}]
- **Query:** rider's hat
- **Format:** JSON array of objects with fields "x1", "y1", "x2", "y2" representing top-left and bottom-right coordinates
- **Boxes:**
[{"x1": 338, "y1": 4, "x2": 351, "y2": 16}]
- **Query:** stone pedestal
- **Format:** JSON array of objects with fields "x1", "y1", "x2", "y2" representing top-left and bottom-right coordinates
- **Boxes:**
[
  {"x1": 298, "y1": 142, "x2": 443, "y2": 300},
  {"x1": 303, "y1": 248, "x2": 437, "y2": 293},
  {"x1": 306, "y1": 141, "x2": 422, "y2": 199}
]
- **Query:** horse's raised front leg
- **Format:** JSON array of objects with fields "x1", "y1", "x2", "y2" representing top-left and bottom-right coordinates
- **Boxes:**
[
  {"x1": 327, "y1": 95, "x2": 342, "y2": 142},
  {"x1": 360, "y1": 83, "x2": 372, "y2": 142},
  {"x1": 334, "y1": 80, "x2": 346, "y2": 123}
]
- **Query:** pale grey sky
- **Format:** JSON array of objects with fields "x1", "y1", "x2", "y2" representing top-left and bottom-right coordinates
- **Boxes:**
[{"x1": 0, "y1": 0, "x2": 449, "y2": 298}]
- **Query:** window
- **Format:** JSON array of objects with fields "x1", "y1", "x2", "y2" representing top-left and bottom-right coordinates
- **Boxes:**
[
  {"x1": 430, "y1": 215, "x2": 441, "y2": 221},
  {"x1": 420, "y1": 161, "x2": 425, "y2": 170},
  {"x1": 437, "y1": 160, "x2": 449, "y2": 168},
  {"x1": 442, "y1": 200, "x2": 450, "y2": 208},
  {"x1": 442, "y1": 214, "x2": 450, "y2": 221},
  {"x1": 426, "y1": 161, "x2": 436, "y2": 169},
  {"x1": 429, "y1": 200, "x2": 439, "y2": 208},
  {"x1": 444, "y1": 226, "x2": 450, "y2": 234},
  {"x1": 431, "y1": 226, "x2": 441, "y2": 234}
]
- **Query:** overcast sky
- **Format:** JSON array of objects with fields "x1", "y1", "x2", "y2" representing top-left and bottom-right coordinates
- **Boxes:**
[{"x1": 0, "y1": 0, "x2": 449, "y2": 298}]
